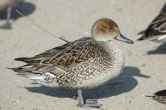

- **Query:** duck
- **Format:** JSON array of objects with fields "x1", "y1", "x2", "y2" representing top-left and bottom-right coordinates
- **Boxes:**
[
  {"x1": 138, "y1": 3, "x2": 166, "y2": 41},
  {"x1": 147, "y1": 89, "x2": 166, "y2": 105},
  {"x1": 10, "y1": 18, "x2": 134, "y2": 108},
  {"x1": 0, "y1": 0, "x2": 21, "y2": 29}
]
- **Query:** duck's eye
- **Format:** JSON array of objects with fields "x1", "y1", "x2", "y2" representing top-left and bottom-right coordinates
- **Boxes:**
[{"x1": 108, "y1": 27, "x2": 113, "y2": 30}]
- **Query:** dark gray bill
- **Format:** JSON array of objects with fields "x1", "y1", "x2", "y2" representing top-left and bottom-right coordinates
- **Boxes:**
[{"x1": 115, "y1": 33, "x2": 134, "y2": 44}]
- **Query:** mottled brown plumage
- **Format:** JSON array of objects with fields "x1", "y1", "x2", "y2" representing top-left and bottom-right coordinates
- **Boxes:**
[
  {"x1": 15, "y1": 37, "x2": 96, "y2": 67},
  {"x1": 138, "y1": 3, "x2": 166, "y2": 41},
  {"x1": 13, "y1": 37, "x2": 115, "y2": 88},
  {"x1": 10, "y1": 18, "x2": 133, "y2": 108}
]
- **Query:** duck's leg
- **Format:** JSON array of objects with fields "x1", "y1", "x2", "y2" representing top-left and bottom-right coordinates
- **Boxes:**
[
  {"x1": 0, "y1": 7, "x2": 11, "y2": 29},
  {"x1": 77, "y1": 89, "x2": 101, "y2": 108}
]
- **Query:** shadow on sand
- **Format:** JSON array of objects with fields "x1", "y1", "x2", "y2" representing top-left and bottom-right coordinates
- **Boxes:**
[
  {"x1": 0, "y1": 1, "x2": 36, "y2": 21},
  {"x1": 25, "y1": 66, "x2": 150, "y2": 99},
  {"x1": 147, "y1": 43, "x2": 166, "y2": 54}
]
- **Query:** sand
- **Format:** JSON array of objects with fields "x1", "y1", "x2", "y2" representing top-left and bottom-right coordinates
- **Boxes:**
[{"x1": 0, "y1": 0, "x2": 166, "y2": 110}]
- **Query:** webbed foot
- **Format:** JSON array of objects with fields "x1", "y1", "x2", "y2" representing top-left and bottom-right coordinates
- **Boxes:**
[
  {"x1": 0, "y1": 22, "x2": 11, "y2": 29},
  {"x1": 77, "y1": 89, "x2": 102, "y2": 108}
]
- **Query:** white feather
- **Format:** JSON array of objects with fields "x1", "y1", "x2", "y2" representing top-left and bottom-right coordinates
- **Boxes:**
[
  {"x1": 45, "y1": 72, "x2": 56, "y2": 77},
  {"x1": 30, "y1": 75, "x2": 44, "y2": 80},
  {"x1": 30, "y1": 72, "x2": 58, "y2": 87},
  {"x1": 157, "y1": 34, "x2": 166, "y2": 40}
]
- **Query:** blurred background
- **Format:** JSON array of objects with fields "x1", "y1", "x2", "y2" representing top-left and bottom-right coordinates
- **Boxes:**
[{"x1": 0, "y1": 0, "x2": 166, "y2": 110}]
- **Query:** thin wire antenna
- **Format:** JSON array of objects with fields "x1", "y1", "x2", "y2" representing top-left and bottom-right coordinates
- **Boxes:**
[{"x1": 16, "y1": 10, "x2": 69, "y2": 43}]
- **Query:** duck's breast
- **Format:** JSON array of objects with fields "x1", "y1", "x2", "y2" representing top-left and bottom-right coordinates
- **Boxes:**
[{"x1": 60, "y1": 41, "x2": 125, "y2": 89}]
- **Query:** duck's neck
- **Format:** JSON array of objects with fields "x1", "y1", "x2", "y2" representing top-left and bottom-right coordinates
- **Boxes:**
[
  {"x1": 96, "y1": 41, "x2": 121, "y2": 54},
  {"x1": 96, "y1": 41, "x2": 124, "y2": 65}
]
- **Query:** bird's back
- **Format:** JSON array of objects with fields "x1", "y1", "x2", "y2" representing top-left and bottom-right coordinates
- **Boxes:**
[{"x1": 138, "y1": 3, "x2": 166, "y2": 41}]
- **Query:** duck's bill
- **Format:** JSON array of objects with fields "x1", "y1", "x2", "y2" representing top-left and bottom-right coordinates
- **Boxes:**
[{"x1": 115, "y1": 33, "x2": 134, "y2": 44}]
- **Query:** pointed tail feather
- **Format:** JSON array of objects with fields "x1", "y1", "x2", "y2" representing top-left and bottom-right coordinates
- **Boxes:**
[
  {"x1": 146, "y1": 89, "x2": 166, "y2": 105},
  {"x1": 7, "y1": 64, "x2": 34, "y2": 73},
  {"x1": 160, "y1": 2, "x2": 166, "y2": 14},
  {"x1": 8, "y1": 67, "x2": 32, "y2": 73},
  {"x1": 146, "y1": 95, "x2": 166, "y2": 105},
  {"x1": 7, "y1": 67, "x2": 21, "y2": 72},
  {"x1": 137, "y1": 36, "x2": 146, "y2": 41},
  {"x1": 137, "y1": 30, "x2": 147, "y2": 41},
  {"x1": 14, "y1": 57, "x2": 30, "y2": 62},
  {"x1": 138, "y1": 30, "x2": 145, "y2": 35}
]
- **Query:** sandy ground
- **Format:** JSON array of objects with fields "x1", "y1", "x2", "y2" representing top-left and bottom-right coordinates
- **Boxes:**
[{"x1": 0, "y1": 0, "x2": 166, "y2": 110}]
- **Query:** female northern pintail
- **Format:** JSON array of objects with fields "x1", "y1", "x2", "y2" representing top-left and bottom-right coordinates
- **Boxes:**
[
  {"x1": 147, "y1": 89, "x2": 166, "y2": 105},
  {"x1": 138, "y1": 3, "x2": 166, "y2": 41},
  {"x1": 11, "y1": 18, "x2": 134, "y2": 108},
  {"x1": 0, "y1": 0, "x2": 21, "y2": 29}
]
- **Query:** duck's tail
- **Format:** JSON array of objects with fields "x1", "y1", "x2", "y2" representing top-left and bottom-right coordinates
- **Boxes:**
[
  {"x1": 30, "y1": 72, "x2": 58, "y2": 86},
  {"x1": 7, "y1": 64, "x2": 34, "y2": 74},
  {"x1": 137, "y1": 30, "x2": 145, "y2": 35}
]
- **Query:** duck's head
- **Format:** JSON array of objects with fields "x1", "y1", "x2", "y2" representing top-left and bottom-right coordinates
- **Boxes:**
[{"x1": 91, "y1": 18, "x2": 134, "y2": 44}]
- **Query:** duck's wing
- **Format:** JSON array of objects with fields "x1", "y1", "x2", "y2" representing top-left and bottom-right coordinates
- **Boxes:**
[
  {"x1": 12, "y1": 37, "x2": 97, "y2": 75},
  {"x1": 138, "y1": 3, "x2": 166, "y2": 40},
  {"x1": 147, "y1": 89, "x2": 166, "y2": 105}
]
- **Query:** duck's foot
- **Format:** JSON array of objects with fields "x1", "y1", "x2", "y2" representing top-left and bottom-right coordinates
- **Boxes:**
[
  {"x1": 77, "y1": 89, "x2": 101, "y2": 108},
  {"x1": 82, "y1": 99, "x2": 101, "y2": 108},
  {"x1": 0, "y1": 22, "x2": 11, "y2": 29},
  {"x1": 77, "y1": 98, "x2": 101, "y2": 108}
]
